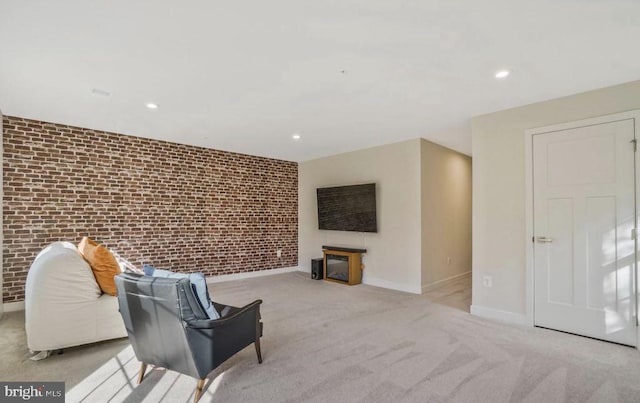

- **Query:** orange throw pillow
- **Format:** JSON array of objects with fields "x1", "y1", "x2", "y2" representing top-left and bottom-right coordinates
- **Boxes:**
[{"x1": 78, "y1": 237, "x2": 121, "y2": 296}]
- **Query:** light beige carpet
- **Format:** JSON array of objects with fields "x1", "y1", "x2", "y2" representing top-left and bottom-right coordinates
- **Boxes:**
[{"x1": 1, "y1": 272, "x2": 640, "y2": 402}]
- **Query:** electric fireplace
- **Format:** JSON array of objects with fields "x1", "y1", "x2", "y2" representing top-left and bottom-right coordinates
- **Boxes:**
[
  {"x1": 326, "y1": 254, "x2": 349, "y2": 282},
  {"x1": 321, "y1": 246, "x2": 367, "y2": 286}
]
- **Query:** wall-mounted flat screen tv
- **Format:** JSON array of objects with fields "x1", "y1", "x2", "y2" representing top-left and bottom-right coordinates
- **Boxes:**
[{"x1": 316, "y1": 183, "x2": 377, "y2": 233}]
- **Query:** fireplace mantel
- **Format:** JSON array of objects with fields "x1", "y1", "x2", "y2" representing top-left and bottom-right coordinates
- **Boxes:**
[{"x1": 321, "y1": 245, "x2": 367, "y2": 254}]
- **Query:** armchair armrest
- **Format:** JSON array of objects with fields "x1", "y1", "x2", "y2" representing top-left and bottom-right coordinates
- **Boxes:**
[
  {"x1": 184, "y1": 299, "x2": 263, "y2": 374},
  {"x1": 186, "y1": 300, "x2": 262, "y2": 329}
]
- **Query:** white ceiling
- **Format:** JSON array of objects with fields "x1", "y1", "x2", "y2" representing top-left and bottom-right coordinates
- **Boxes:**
[{"x1": 1, "y1": 1, "x2": 640, "y2": 162}]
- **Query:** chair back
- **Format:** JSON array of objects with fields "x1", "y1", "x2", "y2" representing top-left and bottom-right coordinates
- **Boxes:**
[{"x1": 115, "y1": 272, "x2": 208, "y2": 379}]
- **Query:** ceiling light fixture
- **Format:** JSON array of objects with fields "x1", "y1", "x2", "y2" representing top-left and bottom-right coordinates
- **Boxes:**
[
  {"x1": 145, "y1": 102, "x2": 158, "y2": 109},
  {"x1": 292, "y1": 134, "x2": 301, "y2": 140},
  {"x1": 91, "y1": 88, "x2": 111, "y2": 97},
  {"x1": 495, "y1": 70, "x2": 510, "y2": 79}
]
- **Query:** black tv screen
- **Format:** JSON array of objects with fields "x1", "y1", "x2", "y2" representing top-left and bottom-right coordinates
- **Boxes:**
[{"x1": 316, "y1": 183, "x2": 377, "y2": 233}]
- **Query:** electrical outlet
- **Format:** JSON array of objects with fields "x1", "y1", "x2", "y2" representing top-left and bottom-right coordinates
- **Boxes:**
[
  {"x1": 482, "y1": 275, "x2": 492, "y2": 288},
  {"x1": 276, "y1": 249, "x2": 282, "y2": 258}
]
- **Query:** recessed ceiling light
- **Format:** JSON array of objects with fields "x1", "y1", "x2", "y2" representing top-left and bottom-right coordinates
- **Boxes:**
[
  {"x1": 495, "y1": 70, "x2": 510, "y2": 79},
  {"x1": 145, "y1": 102, "x2": 158, "y2": 109},
  {"x1": 91, "y1": 88, "x2": 111, "y2": 97},
  {"x1": 292, "y1": 134, "x2": 301, "y2": 140}
]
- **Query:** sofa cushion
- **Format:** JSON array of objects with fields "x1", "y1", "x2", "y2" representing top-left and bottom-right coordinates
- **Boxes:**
[
  {"x1": 78, "y1": 237, "x2": 121, "y2": 296},
  {"x1": 143, "y1": 264, "x2": 220, "y2": 320}
]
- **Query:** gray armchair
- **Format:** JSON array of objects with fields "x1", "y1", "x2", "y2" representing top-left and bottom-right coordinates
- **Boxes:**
[{"x1": 115, "y1": 272, "x2": 263, "y2": 402}]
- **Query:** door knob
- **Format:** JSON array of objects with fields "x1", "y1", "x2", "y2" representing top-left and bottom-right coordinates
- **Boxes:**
[{"x1": 535, "y1": 236, "x2": 554, "y2": 243}]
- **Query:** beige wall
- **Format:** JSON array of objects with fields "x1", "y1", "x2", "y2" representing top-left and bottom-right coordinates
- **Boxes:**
[
  {"x1": 421, "y1": 139, "x2": 472, "y2": 289},
  {"x1": 0, "y1": 109, "x2": 2, "y2": 318},
  {"x1": 471, "y1": 80, "x2": 640, "y2": 319},
  {"x1": 298, "y1": 139, "x2": 423, "y2": 293}
]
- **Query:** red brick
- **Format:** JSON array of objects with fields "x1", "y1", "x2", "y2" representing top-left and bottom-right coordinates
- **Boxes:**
[{"x1": 2, "y1": 116, "x2": 298, "y2": 303}]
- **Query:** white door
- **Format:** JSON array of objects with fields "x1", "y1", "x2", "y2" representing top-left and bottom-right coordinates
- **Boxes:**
[{"x1": 533, "y1": 118, "x2": 637, "y2": 346}]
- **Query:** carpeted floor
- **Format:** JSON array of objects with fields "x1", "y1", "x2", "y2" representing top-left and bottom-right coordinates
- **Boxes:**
[{"x1": 1, "y1": 271, "x2": 640, "y2": 402}]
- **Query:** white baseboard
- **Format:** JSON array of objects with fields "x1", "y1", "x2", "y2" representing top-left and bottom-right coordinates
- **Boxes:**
[
  {"x1": 3, "y1": 301, "x2": 25, "y2": 312},
  {"x1": 422, "y1": 270, "x2": 471, "y2": 293},
  {"x1": 470, "y1": 304, "x2": 528, "y2": 326},
  {"x1": 207, "y1": 266, "x2": 300, "y2": 284},
  {"x1": 363, "y1": 276, "x2": 422, "y2": 294}
]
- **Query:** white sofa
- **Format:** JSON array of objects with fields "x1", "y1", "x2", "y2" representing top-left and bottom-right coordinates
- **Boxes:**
[{"x1": 25, "y1": 242, "x2": 127, "y2": 355}]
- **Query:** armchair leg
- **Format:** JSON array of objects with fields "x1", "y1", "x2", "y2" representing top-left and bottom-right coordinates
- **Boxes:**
[
  {"x1": 137, "y1": 363, "x2": 148, "y2": 384},
  {"x1": 255, "y1": 338, "x2": 263, "y2": 364},
  {"x1": 255, "y1": 311, "x2": 263, "y2": 364},
  {"x1": 194, "y1": 378, "x2": 206, "y2": 403}
]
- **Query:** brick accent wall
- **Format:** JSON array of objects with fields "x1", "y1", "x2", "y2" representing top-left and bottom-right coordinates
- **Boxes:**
[{"x1": 2, "y1": 116, "x2": 298, "y2": 303}]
